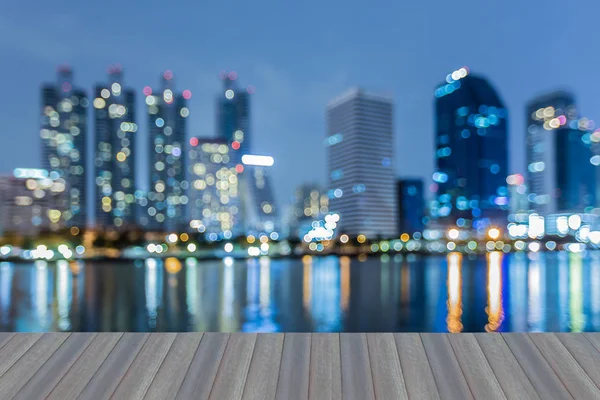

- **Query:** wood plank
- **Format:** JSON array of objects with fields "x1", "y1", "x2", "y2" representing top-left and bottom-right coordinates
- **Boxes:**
[
  {"x1": 420, "y1": 334, "x2": 473, "y2": 400},
  {"x1": 447, "y1": 334, "x2": 506, "y2": 400},
  {"x1": 529, "y1": 333, "x2": 600, "y2": 399},
  {"x1": 78, "y1": 333, "x2": 149, "y2": 400},
  {"x1": 309, "y1": 333, "x2": 342, "y2": 400},
  {"x1": 0, "y1": 333, "x2": 15, "y2": 351},
  {"x1": 111, "y1": 333, "x2": 176, "y2": 400},
  {"x1": 0, "y1": 333, "x2": 70, "y2": 399},
  {"x1": 393, "y1": 333, "x2": 440, "y2": 400},
  {"x1": 176, "y1": 333, "x2": 229, "y2": 400},
  {"x1": 502, "y1": 333, "x2": 572, "y2": 399},
  {"x1": 47, "y1": 333, "x2": 123, "y2": 400},
  {"x1": 0, "y1": 333, "x2": 42, "y2": 378},
  {"x1": 340, "y1": 333, "x2": 375, "y2": 400},
  {"x1": 556, "y1": 333, "x2": 600, "y2": 391},
  {"x1": 366, "y1": 333, "x2": 408, "y2": 400},
  {"x1": 276, "y1": 333, "x2": 311, "y2": 400},
  {"x1": 144, "y1": 333, "x2": 203, "y2": 400},
  {"x1": 242, "y1": 333, "x2": 285, "y2": 400},
  {"x1": 14, "y1": 333, "x2": 96, "y2": 400},
  {"x1": 583, "y1": 333, "x2": 600, "y2": 354},
  {"x1": 209, "y1": 333, "x2": 256, "y2": 400},
  {"x1": 474, "y1": 334, "x2": 540, "y2": 400}
]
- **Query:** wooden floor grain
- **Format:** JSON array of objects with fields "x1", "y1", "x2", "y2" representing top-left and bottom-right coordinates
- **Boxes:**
[
  {"x1": 474, "y1": 334, "x2": 540, "y2": 400},
  {"x1": 145, "y1": 333, "x2": 203, "y2": 400},
  {"x1": 243, "y1": 333, "x2": 284, "y2": 400},
  {"x1": 502, "y1": 333, "x2": 573, "y2": 400},
  {"x1": 340, "y1": 333, "x2": 375, "y2": 400},
  {"x1": 421, "y1": 333, "x2": 473, "y2": 400},
  {"x1": 366, "y1": 333, "x2": 408, "y2": 400},
  {"x1": 394, "y1": 333, "x2": 440, "y2": 400},
  {"x1": 309, "y1": 333, "x2": 342, "y2": 400},
  {"x1": 78, "y1": 332, "x2": 149, "y2": 400},
  {"x1": 276, "y1": 333, "x2": 311, "y2": 400},
  {"x1": 0, "y1": 332, "x2": 599, "y2": 400}
]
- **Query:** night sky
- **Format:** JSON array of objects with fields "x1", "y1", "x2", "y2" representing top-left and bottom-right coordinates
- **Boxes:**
[{"x1": 1, "y1": 0, "x2": 599, "y2": 217}]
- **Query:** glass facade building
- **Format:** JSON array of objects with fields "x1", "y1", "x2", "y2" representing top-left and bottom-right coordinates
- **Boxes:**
[
  {"x1": 288, "y1": 184, "x2": 330, "y2": 239},
  {"x1": 144, "y1": 71, "x2": 190, "y2": 232},
  {"x1": 40, "y1": 66, "x2": 88, "y2": 227},
  {"x1": 216, "y1": 71, "x2": 251, "y2": 165},
  {"x1": 93, "y1": 65, "x2": 137, "y2": 229},
  {"x1": 326, "y1": 88, "x2": 397, "y2": 238},
  {"x1": 241, "y1": 165, "x2": 280, "y2": 237},
  {"x1": 0, "y1": 169, "x2": 67, "y2": 237},
  {"x1": 397, "y1": 178, "x2": 425, "y2": 234},
  {"x1": 526, "y1": 91, "x2": 596, "y2": 214},
  {"x1": 432, "y1": 68, "x2": 508, "y2": 229},
  {"x1": 188, "y1": 138, "x2": 240, "y2": 240}
]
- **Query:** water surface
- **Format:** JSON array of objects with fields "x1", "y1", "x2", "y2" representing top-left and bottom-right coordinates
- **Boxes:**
[{"x1": 1, "y1": 251, "x2": 599, "y2": 332}]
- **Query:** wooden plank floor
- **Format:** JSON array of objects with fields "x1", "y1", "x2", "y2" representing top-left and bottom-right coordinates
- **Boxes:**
[{"x1": 0, "y1": 333, "x2": 599, "y2": 399}]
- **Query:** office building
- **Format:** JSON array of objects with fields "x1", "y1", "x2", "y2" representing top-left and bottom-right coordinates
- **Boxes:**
[
  {"x1": 40, "y1": 66, "x2": 88, "y2": 227},
  {"x1": 216, "y1": 71, "x2": 252, "y2": 165},
  {"x1": 526, "y1": 91, "x2": 596, "y2": 214},
  {"x1": 0, "y1": 169, "x2": 67, "y2": 237},
  {"x1": 241, "y1": 165, "x2": 279, "y2": 237},
  {"x1": 288, "y1": 184, "x2": 330, "y2": 239},
  {"x1": 144, "y1": 70, "x2": 190, "y2": 232},
  {"x1": 326, "y1": 88, "x2": 397, "y2": 238},
  {"x1": 397, "y1": 178, "x2": 425, "y2": 234},
  {"x1": 93, "y1": 65, "x2": 137, "y2": 229},
  {"x1": 432, "y1": 67, "x2": 508, "y2": 229},
  {"x1": 188, "y1": 137, "x2": 240, "y2": 240}
]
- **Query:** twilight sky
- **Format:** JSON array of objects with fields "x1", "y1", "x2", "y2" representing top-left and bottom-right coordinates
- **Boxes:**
[{"x1": 1, "y1": 0, "x2": 599, "y2": 216}]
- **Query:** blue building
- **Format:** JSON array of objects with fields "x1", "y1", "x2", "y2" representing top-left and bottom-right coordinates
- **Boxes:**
[
  {"x1": 40, "y1": 66, "x2": 88, "y2": 228},
  {"x1": 397, "y1": 178, "x2": 424, "y2": 234},
  {"x1": 526, "y1": 91, "x2": 596, "y2": 214},
  {"x1": 216, "y1": 71, "x2": 251, "y2": 165},
  {"x1": 93, "y1": 65, "x2": 137, "y2": 229},
  {"x1": 432, "y1": 68, "x2": 508, "y2": 229},
  {"x1": 144, "y1": 71, "x2": 190, "y2": 232}
]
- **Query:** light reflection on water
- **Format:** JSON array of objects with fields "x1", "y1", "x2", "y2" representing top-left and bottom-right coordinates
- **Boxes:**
[{"x1": 2, "y1": 251, "x2": 600, "y2": 332}]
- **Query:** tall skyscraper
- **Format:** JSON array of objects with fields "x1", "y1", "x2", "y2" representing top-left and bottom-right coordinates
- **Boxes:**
[
  {"x1": 93, "y1": 65, "x2": 137, "y2": 229},
  {"x1": 397, "y1": 178, "x2": 425, "y2": 234},
  {"x1": 40, "y1": 66, "x2": 88, "y2": 227},
  {"x1": 188, "y1": 137, "x2": 240, "y2": 240},
  {"x1": 326, "y1": 88, "x2": 397, "y2": 238},
  {"x1": 431, "y1": 67, "x2": 508, "y2": 229},
  {"x1": 144, "y1": 70, "x2": 190, "y2": 232},
  {"x1": 526, "y1": 91, "x2": 596, "y2": 214},
  {"x1": 216, "y1": 71, "x2": 252, "y2": 165}
]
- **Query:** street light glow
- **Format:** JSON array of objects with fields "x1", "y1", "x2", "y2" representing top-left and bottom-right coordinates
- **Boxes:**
[{"x1": 241, "y1": 155, "x2": 274, "y2": 166}]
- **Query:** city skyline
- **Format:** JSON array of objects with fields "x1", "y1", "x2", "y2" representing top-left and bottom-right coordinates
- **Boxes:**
[{"x1": 2, "y1": 0, "x2": 599, "y2": 217}]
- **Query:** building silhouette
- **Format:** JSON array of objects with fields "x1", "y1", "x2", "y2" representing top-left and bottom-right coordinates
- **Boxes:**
[
  {"x1": 526, "y1": 91, "x2": 596, "y2": 214},
  {"x1": 93, "y1": 65, "x2": 137, "y2": 229},
  {"x1": 143, "y1": 71, "x2": 190, "y2": 232},
  {"x1": 397, "y1": 178, "x2": 424, "y2": 234},
  {"x1": 432, "y1": 68, "x2": 508, "y2": 229},
  {"x1": 0, "y1": 169, "x2": 67, "y2": 236},
  {"x1": 326, "y1": 88, "x2": 397, "y2": 238},
  {"x1": 40, "y1": 66, "x2": 88, "y2": 227},
  {"x1": 187, "y1": 137, "x2": 240, "y2": 240},
  {"x1": 216, "y1": 71, "x2": 251, "y2": 165}
]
